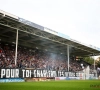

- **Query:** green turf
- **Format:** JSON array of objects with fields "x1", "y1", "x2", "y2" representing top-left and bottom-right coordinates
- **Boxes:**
[{"x1": 0, "y1": 80, "x2": 100, "y2": 90}]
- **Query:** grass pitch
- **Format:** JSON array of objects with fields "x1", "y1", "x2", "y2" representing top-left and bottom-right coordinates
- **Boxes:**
[{"x1": 0, "y1": 80, "x2": 100, "y2": 90}]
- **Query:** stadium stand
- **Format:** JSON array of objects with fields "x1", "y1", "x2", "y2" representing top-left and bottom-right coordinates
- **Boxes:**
[
  {"x1": 0, "y1": 42, "x2": 90, "y2": 72},
  {"x1": 0, "y1": 10, "x2": 100, "y2": 80}
]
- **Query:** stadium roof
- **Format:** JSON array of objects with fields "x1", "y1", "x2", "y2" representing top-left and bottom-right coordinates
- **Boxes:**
[{"x1": 0, "y1": 10, "x2": 100, "y2": 56}]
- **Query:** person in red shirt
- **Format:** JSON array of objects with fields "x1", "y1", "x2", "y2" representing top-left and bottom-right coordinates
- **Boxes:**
[{"x1": 0, "y1": 49, "x2": 2, "y2": 56}]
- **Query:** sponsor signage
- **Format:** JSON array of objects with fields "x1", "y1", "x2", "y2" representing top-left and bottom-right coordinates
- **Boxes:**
[
  {"x1": 0, "y1": 10, "x2": 18, "y2": 19},
  {"x1": 58, "y1": 32, "x2": 70, "y2": 40},
  {"x1": 55, "y1": 77, "x2": 66, "y2": 80},
  {"x1": 0, "y1": 78, "x2": 24, "y2": 82},
  {"x1": 44, "y1": 27, "x2": 58, "y2": 35},
  {"x1": 44, "y1": 28, "x2": 70, "y2": 40},
  {"x1": 18, "y1": 18, "x2": 44, "y2": 30}
]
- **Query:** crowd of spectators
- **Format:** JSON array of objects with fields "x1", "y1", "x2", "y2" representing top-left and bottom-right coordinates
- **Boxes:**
[{"x1": 0, "y1": 42, "x2": 87, "y2": 72}]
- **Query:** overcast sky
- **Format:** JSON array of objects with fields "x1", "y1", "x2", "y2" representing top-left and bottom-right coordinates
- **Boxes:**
[{"x1": 0, "y1": 0, "x2": 100, "y2": 49}]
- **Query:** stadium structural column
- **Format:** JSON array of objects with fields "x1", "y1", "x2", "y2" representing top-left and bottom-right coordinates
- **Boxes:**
[
  {"x1": 93, "y1": 54, "x2": 97, "y2": 78},
  {"x1": 15, "y1": 29, "x2": 18, "y2": 66},
  {"x1": 67, "y1": 45, "x2": 69, "y2": 72},
  {"x1": 93, "y1": 54, "x2": 95, "y2": 70}
]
